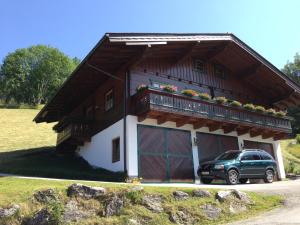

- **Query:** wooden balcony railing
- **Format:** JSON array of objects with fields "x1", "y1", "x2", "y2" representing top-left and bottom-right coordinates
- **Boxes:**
[
  {"x1": 57, "y1": 122, "x2": 91, "y2": 146},
  {"x1": 134, "y1": 88, "x2": 292, "y2": 133}
]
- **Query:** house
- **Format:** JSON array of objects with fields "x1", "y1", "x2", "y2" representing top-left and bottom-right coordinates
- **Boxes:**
[{"x1": 34, "y1": 33, "x2": 300, "y2": 183}]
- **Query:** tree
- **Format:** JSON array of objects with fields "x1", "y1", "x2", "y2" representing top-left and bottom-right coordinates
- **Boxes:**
[
  {"x1": 282, "y1": 53, "x2": 300, "y2": 135},
  {"x1": 0, "y1": 45, "x2": 80, "y2": 105}
]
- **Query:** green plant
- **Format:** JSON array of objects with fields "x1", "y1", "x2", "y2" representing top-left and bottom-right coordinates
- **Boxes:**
[
  {"x1": 198, "y1": 93, "x2": 211, "y2": 100},
  {"x1": 266, "y1": 108, "x2": 276, "y2": 115},
  {"x1": 181, "y1": 89, "x2": 199, "y2": 97},
  {"x1": 47, "y1": 201, "x2": 64, "y2": 225},
  {"x1": 255, "y1": 105, "x2": 266, "y2": 113},
  {"x1": 136, "y1": 84, "x2": 147, "y2": 93},
  {"x1": 214, "y1": 96, "x2": 227, "y2": 104},
  {"x1": 162, "y1": 85, "x2": 177, "y2": 93},
  {"x1": 243, "y1": 103, "x2": 255, "y2": 111},
  {"x1": 275, "y1": 111, "x2": 286, "y2": 117},
  {"x1": 296, "y1": 134, "x2": 300, "y2": 144},
  {"x1": 125, "y1": 190, "x2": 144, "y2": 204},
  {"x1": 229, "y1": 100, "x2": 242, "y2": 107}
]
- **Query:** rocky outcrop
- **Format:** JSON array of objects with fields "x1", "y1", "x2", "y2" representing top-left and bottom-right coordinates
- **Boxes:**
[
  {"x1": 0, "y1": 204, "x2": 20, "y2": 218},
  {"x1": 216, "y1": 189, "x2": 252, "y2": 204},
  {"x1": 192, "y1": 189, "x2": 211, "y2": 198},
  {"x1": 63, "y1": 200, "x2": 96, "y2": 223},
  {"x1": 229, "y1": 202, "x2": 247, "y2": 214},
  {"x1": 25, "y1": 208, "x2": 53, "y2": 225},
  {"x1": 216, "y1": 190, "x2": 232, "y2": 202},
  {"x1": 173, "y1": 191, "x2": 189, "y2": 200},
  {"x1": 201, "y1": 204, "x2": 222, "y2": 220},
  {"x1": 231, "y1": 190, "x2": 252, "y2": 204},
  {"x1": 67, "y1": 183, "x2": 106, "y2": 199},
  {"x1": 33, "y1": 189, "x2": 58, "y2": 204},
  {"x1": 169, "y1": 210, "x2": 194, "y2": 225},
  {"x1": 141, "y1": 195, "x2": 163, "y2": 213},
  {"x1": 104, "y1": 194, "x2": 124, "y2": 217}
]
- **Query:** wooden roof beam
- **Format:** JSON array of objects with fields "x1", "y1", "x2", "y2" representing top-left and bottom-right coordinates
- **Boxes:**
[
  {"x1": 138, "y1": 114, "x2": 148, "y2": 122},
  {"x1": 237, "y1": 127, "x2": 251, "y2": 136},
  {"x1": 193, "y1": 120, "x2": 207, "y2": 129},
  {"x1": 250, "y1": 129, "x2": 263, "y2": 138},
  {"x1": 205, "y1": 42, "x2": 230, "y2": 62},
  {"x1": 262, "y1": 131, "x2": 276, "y2": 139},
  {"x1": 157, "y1": 115, "x2": 168, "y2": 125},
  {"x1": 274, "y1": 133, "x2": 287, "y2": 141},
  {"x1": 238, "y1": 63, "x2": 262, "y2": 80},
  {"x1": 208, "y1": 122, "x2": 221, "y2": 132},
  {"x1": 223, "y1": 124, "x2": 238, "y2": 134},
  {"x1": 173, "y1": 41, "x2": 200, "y2": 64},
  {"x1": 176, "y1": 117, "x2": 190, "y2": 127}
]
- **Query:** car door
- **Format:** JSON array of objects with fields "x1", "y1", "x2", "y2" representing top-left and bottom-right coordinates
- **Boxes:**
[{"x1": 240, "y1": 152, "x2": 262, "y2": 177}]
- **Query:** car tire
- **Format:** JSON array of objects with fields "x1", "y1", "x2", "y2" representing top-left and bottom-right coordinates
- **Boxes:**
[
  {"x1": 264, "y1": 169, "x2": 274, "y2": 183},
  {"x1": 239, "y1": 178, "x2": 248, "y2": 184},
  {"x1": 201, "y1": 178, "x2": 213, "y2": 184},
  {"x1": 226, "y1": 169, "x2": 239, "y2": 185}
]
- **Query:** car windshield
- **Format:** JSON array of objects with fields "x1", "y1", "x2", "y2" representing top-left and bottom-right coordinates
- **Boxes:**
[{"x1": 215, "y1": 151, "x2": 240, "y2": 160}]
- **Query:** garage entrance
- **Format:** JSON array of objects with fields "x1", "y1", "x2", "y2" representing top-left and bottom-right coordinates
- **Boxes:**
[
  {"x1": 196, "y1": 132, "x2": 239, "y2": 163},
  {"x1": 243, "y1": 140, "x2": 275, "y2": 158},
  {"x1": 137, "y1": 125, "x2": 194, "y2": 182}
]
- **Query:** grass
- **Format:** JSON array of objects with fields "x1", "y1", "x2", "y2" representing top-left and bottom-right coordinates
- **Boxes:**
[
  {"x1": 0, "y1": 177, "x2": 283, "y2": 225},
  {"x1": 0, "y1": 108, "x2": 56, "y2": 152},
  {"x1": 281, "y1": 139, "x2": 300, "y2": 174}
]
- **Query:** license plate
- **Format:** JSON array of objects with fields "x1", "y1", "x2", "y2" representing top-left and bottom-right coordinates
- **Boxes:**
[{"x1": 201, "y1": 171, "x2": 209, "y2": 175}]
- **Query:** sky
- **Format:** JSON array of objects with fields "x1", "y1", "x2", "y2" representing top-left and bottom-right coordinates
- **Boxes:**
[{"x1": 1, "y1": 0, "x2": 300, "y2": 69}]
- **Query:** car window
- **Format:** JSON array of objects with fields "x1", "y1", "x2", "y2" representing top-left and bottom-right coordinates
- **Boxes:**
[
  {"x1": 215, "y1": 151, "x2": 240, "y2": 160},
  {"x1": 260, "y1": 152, "x2": 273, "y2": 160},
  {"x1": 241, "y1": 152, "x2": 261, "y2": 160}
]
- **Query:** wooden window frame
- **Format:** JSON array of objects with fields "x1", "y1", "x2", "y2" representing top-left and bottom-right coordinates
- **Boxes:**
[
  {"x1": 105, "y1": 89, "x2": 114, "y2": 112},
  {"x1": 112, "y1": 137, "x2": 120, "y2": 163},
  {"x1": 193, "y1": 59, "x2": 206, "y2": 74},
  {"x1": 213, "y1": 64, "x2": 227, "y2": 79}
]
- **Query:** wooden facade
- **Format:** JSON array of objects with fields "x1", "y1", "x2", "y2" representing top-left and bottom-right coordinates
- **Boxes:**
[{"x1": 34, "y1": 33, "x2": 300, "y2": 152}]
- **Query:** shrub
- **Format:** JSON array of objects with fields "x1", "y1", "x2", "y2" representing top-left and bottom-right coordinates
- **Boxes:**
[
  {"x1": 162, "y1": 85, "x2": 177, "y2": 93},
  {"x1": 198, "y1": 93, "x2": 211, "y2": 100},
  {"x1": 255, "y1": 105, "x2": 266, "y2": 113},
  {"x1": 296, "y1": 134, "x2": 300, "y2": 144},
  {"x1": 275, "y1": 111, "x2": 286, "y2": 117},
  {"x1": 266, "y1": 108, "x2": 276, "y2": 115},
  {"x1": 136, "y1": 84, "x2": 148, "y2": 93},
  {"x1": 229, "y1": 100, "x2": 242, "y2": 107},
  {"x1": 243, "y1": 103, "x2": 255, "y2": 111},
  {"x1": 214, "y1": 96, "x2": 227, "y2": 104},
  {"x1": 181, "y1": 89, "x2": 199, "y2": 97}
]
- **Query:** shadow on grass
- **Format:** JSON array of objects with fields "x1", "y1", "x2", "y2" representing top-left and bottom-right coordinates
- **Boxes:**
[{"x1": 0, "y1": 147, "x2": 125, "y2": 182}]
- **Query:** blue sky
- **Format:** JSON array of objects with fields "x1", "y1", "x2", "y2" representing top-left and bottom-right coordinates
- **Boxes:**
[{"x1": 1, "y1": 0, "x2": 300, "y2": 69}]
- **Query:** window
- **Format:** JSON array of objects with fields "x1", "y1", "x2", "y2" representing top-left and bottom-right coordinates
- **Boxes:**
[
  {"x1": 214, "y1": 64, "x2": 226, "y2": 79},
  {"x1": 105, "y1": 89, "x2": 114, "y2": 111},
  {"x1": 193, "y1": 59, "x2": 206, "y2": 74},
  {"x1": 260, "y1": 152, "x2": 273, "y2": 160},
  {"x1": 112, "y1": 137, "x2": 120, "y2": 163},
  {"x1": 241, "y1": 152, "x2": 261, "y2": 161}
]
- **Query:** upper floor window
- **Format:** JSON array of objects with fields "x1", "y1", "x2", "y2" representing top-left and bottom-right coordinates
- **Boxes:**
[
  {"x1": 193, "y1": 59, "x2": 206, "y2": 74},
  {"x1": 214, "y1": 64, "x2": 227, "y2": 79},
  {"x1": 105, "y1": 89, "x2": 114, "y2": 111}
]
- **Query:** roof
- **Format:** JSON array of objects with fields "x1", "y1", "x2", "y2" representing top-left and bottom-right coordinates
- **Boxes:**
[{"x1": 34, "y1": 32, "x2": 300, "y2": 123}]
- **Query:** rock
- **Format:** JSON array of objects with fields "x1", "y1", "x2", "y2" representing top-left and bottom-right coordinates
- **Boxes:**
[
  {"x1": 173, "y1": 191, "x2": 189, "y2": 200},
  {"x1": 67, "y1": 183, "x2": 106, "y2": 199},
  {"x1": 130, "y1": 186, "x2": 144, "y2": 192},
  {"x1": 104, "y1": 194, "x2": 124, "y2": 217},
  {"x1": 192, "y1": 189, "x2": 211, "y2": 198},
  {"x1": 63, "y1": 200, "x2": 95, "y2": 222},
  {"x1": 231, "y1": 190, "x2": 252, "y2": 204},
  {"x1": 169, "y1": 210, "x2": 193, "y2": 225},
  {"x1": 33, "y1": 189, "x2": 58, "y2": 204},
  {"x1": 141, "y1": 195, "x2": 163, "y2": 213},
  {"x1": 229, "y1": 202, "x2": 247, "y2": 214},
  {"x1": 201, "y1": 204, "x2": 222, "y2": 220},
  {"x1": 26, "y1": 208, "x2": 53, "y2": 225},
  {"x1": 0, "y1": 204, "x2": 20, "y2": 218},
  {"x1": 216, "y1": 190, "x2": 232, "y2": 202}
]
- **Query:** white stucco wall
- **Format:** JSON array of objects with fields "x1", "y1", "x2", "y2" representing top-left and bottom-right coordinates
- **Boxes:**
[{"x1": 78, "y1": 119, "x2": 124, "y2": 172}]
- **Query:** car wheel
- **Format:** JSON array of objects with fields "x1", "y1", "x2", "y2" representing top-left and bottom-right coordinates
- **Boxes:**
[
  {"x1": 226, "y1": 169, "x2": 239, "y2": 185},
  {"x1": 201, "y1": 178, "x2": 213, "y2": 184},
  {"x1": 264, "y1": 169, "x2": 274, "y2": 183},
  {"x1": 239, "y1": 178, "x2": 248, "y2": 184}
]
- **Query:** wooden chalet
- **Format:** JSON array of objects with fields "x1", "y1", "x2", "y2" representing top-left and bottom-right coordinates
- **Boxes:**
[{"x1": 34, "y1": 33, "x2": 300, "y2": 182}]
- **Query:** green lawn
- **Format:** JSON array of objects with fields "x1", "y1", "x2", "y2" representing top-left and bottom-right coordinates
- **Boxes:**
[
  {"x1": 0, "y1": 177, "x2": 283, "y2": 225},
  {"x1": 281, "y1": 139, "x2": 300, "y2": 174}
]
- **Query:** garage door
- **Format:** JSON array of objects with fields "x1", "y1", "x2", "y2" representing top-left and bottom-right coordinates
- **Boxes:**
[
  {"x1": 138, "y1": 125, "x2": 194, "y2": 182},
  {"x1": 196, "y1": 132, "x2": 239, "y2": 163}
]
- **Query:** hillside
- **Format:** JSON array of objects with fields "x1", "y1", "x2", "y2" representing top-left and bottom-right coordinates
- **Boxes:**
[{"x1": 281, "y1": 139, "x2": 300, "y2": 175}]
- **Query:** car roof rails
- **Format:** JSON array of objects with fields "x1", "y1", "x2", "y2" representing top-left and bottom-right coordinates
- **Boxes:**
[{"x1": 242, "y1": 149, "x2": 263, "y2": 152}]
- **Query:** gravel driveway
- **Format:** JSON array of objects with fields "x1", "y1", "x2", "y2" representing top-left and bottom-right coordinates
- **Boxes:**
[{"x1": 226, "y1": 179, "x2": 300, "y2": 225}]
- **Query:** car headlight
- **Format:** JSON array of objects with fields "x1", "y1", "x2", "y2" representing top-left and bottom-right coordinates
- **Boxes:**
[{"x1": 214, "y1": 164, "x2": 224, "y2": 170}]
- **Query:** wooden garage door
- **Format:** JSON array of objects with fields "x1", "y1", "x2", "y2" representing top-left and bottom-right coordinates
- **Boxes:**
[
  {"x1": 138, "y1": 125, "x2": 194, "y2": 182},
  {"x1": 196, "y1": 132, "x2": 239, "y2": 163}
]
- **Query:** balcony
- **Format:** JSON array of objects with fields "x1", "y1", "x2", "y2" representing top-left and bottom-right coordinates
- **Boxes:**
[{"x1": 133, "y1": 88, "x2": 292, "y2": 139}]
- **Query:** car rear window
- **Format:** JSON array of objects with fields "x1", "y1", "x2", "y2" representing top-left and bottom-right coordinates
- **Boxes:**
[
  {"x1": 260, "y1": 152, "x2": 273, "y2": 160},
  {"x1": 241, "y1": 152, "x2": 261, "y2": 160}
]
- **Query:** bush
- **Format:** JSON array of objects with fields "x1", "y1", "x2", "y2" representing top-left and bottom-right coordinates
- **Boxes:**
[
  {"x1": 162, "y1": 85, "x2": 177, "y2": 93},
  {"x1": 229, "y1": 100, "x2": 242, "y2": 107},
  {"x1": 181, "y1": 89, "x2": 199, "y2": 97},
  {"x1": 296, "y1": 134, "x2": 300, "y2": 144},
  {"x1": 255, "y1": 105, "x2": 266, "y2": 113},
  {"x1": 198, "y1": 93, "x2": 211, "y2": 100},
  {"x1": 214, "y1": 96, "x2": 227, "y2": 104},
  {"x1": 136, "y1": 84, "x2": 148, "y2": 93},
  {"x1": 266, "y1": 108, "x2": 276, "y2": 115},
  {"x1": 243, "y1": 103, "x2": 255, "y2": 111},
  {"x1": 275, "y1": 111, "x2": 286, "y2": 117}
]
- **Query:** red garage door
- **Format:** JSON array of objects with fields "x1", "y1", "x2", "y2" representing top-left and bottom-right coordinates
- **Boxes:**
[{"x1": 138, "y1": 125, "x2": 194, "y2": 182}]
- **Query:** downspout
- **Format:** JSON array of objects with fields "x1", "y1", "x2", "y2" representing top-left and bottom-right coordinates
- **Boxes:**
[{"x1": 123, "y1": 70, "x2": 129, "y2": 176}]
